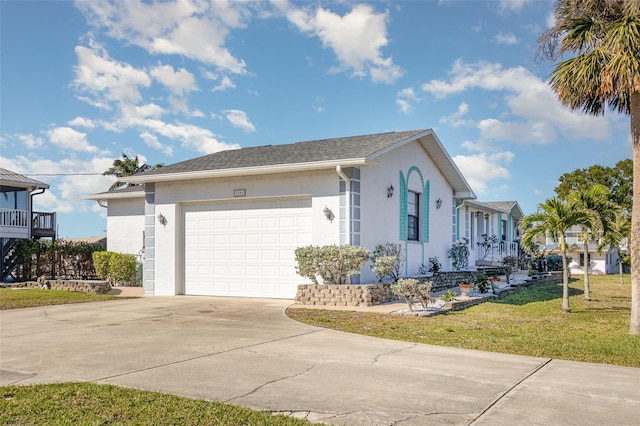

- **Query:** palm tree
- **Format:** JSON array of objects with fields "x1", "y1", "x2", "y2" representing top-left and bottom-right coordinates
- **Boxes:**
[
  {"x1": 538, "y1": 0, "x2": 640, "y2": 334},
  {"x1": 568, "y1": 184, "x2": 620, "y2": 300},
  {"x1": 521, "y1": 198, "x2": 590, "y2": 313},
  {"x1": 103, "y1": 153, "x2": 161, "y2": 191}
]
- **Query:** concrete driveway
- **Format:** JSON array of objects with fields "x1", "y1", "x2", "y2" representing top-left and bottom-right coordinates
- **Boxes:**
[{"x1": 1, "y1": 296, "x2": 639, "y2": 425}]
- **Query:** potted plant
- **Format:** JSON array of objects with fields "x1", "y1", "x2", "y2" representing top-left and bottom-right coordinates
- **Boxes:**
[{"x1": 459, "y1": 281, "x2": 472, "y2": 297}]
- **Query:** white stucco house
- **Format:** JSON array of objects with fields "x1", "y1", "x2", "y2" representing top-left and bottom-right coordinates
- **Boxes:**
[
  {"x1": 540, "y1": 225, "x2": 624, "y2": 275},
  {"x1": 456, "y1": 200, "x2": 524, "y2": 267},
  {"x1": 87, "y1": 129, "x2": 478, "y2": 298}
]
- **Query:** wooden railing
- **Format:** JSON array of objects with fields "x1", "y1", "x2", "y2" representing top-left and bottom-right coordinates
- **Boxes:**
[{"x1": 32, "y1": 211, "x2": 56, "y2": 238}]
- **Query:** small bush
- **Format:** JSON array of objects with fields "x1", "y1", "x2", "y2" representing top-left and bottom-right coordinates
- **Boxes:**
[
  {"x1": 448, "y1": 238, "x2": 470, "y2": 270},
  {"x1": 92, "y1": 252, "x2": 113, "y2": 281},
  {"x1": 372, "y1": 256, "x2": 396, "y2": 282},
  {"x1": 427, "y1": 256, "x2": 442, "y2": 273},
  {"x1": 475, "y1": 274, "x2": 489, "y2": 293},
  {"x1": 370, "y1": 242, "x2": 405, "y2": 281},
  {"x1": 295, "y1": 245, "x2": 370, "y2": 284},
  {"x1": 91, "y1": 251, "x2": 140, "y2": 286},
  {"x1": 390, "y1": 278, "x2": 432, "y2": 310},
  {"x1": 441, "y1": 289, "x2": 457, "y2": 302}
]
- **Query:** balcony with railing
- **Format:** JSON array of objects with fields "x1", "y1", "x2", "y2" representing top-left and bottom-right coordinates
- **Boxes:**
[{"x1": 0, "y1": 209, "x2": 56, "y2": 239}]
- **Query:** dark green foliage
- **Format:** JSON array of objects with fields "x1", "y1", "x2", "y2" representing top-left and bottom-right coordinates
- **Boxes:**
[
  {"x1": 555, "y1": 160, "x2": 632, "y2": 212},
  {"x1": 14, "y1": 239, "x2": 105, "y2": 280}
]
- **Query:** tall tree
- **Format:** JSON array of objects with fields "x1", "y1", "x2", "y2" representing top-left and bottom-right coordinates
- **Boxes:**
[
  {"x1": 538, "y1": 0, "x2": 640, "y2": 334},
  {"x1": 522, "y1": 198, "x2": 590, "y2": 313},
  {"x1": 555, "y1": 159, "x2": 632, "y2": 212},
  {"x1": 103, "y1": 153, "x2": 161, "y2": 191},
  {"x1": 568, "y1": 184, "x2": 620, "y2": 300}
]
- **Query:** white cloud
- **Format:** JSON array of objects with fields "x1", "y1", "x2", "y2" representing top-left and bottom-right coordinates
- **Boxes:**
[
  {"x1": 281, "y1": 3, "x2": 403, "y2": 84},
  {"x1": 16, "y1": 133, "x2": 44, "y2": 149},
  {"x1": 213, "y1": 75, "x2": 236, "y2": 92},
  {"x1": 0, "y1": 154, "x2": 115, "y2": 213},
  {"x1": 46, "y1": 127, "x2": 98, "y2": 152},
  {"x1": 150, "y1": 63, "x2": 197, "y2": 95},
  {"x1": 76, "y1": 0, "x2": 249, "y2": 74},
  {"x1": 140, "y1": 131, "x2": 174, "y2": 156},
  {"x1": 138, "y1": 118, "x2": 240, "y2": 154},
  {"x1": 493, "y1": 32, "x2": 518, "y2": 45},
  {"x1": 396, "y1": 87, "x2": 420, "y2": 114},
  {"x1": 453, "y1": 150, "x2": 514, "y2": 195},
  {"x1": 68, "y1": 117, "x2": 96, "y2": 128},
  {"x1": 422, "y1": 60, "x2": 610, "y2": 144},
  {"x1": 223, "y1": 109, "x2": 256, "y2": 132},
  {"x1": 440, "y1": 102, "x2": 471, "y2": 127},
  {"x1": 73, "y1": 39, "x2": 151, "y2": 107},
  {"x1": 498, "y1": 0, "x2": 530, "y2": 14}
]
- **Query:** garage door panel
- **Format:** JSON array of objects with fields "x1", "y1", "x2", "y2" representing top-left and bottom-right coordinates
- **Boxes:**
[{"x1": 184, "y1": 199, "x2": 311, "y2": 298}]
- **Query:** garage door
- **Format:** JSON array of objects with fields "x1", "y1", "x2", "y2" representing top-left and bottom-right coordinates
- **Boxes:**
[{"x1": 184, "y1": 198, "x2": 312, "y2": 298}]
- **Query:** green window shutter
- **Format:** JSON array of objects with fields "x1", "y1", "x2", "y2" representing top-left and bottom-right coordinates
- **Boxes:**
[
  {"x1": 423, "y1": 180, "x2": 430, "y2": 242},
  {"x1": 399, "y1": 171, "x2": 407, "y2": 241}
]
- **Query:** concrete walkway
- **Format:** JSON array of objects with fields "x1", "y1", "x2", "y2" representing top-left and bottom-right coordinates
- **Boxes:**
[{"x1": 1, "y1": 296, "x2": 639, "y2": 425}]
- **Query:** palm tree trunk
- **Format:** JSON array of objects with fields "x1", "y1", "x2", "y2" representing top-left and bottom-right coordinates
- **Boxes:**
[
  {"x1": 631, "y1": 90, "x2": 640, "y2": 334},
  {"x1": 561, "y1": 238, "x2": 571, "y2": 313},
  {"x1": 583, "y1": 239, "x2": 590, "y2": 300},
  {"x1": 618, "y1": 249, "x2": 624, "y2": 284}
]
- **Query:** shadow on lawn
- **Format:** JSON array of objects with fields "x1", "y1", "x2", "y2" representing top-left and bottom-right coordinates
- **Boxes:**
[{"x1": 489, "y1": 280, "x2": 583, "y2": 306}]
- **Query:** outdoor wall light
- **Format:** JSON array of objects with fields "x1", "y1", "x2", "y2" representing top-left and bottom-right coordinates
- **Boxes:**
[
  {"x1": 157, "y1": 213, "x2": 167, "y2": 226},
  {"x1": 435, "y1": 198, "x2": 443, "y2": 209},
  {"x1": 387, "y1": 184, "x2": 394, "y2": 198},
  {"x1": 323, "y1": 206, "x2": 334, "y2": 222}
]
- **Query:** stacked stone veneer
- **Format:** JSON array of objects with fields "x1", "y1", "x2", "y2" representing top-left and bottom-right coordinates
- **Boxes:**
[
  {"x1": 8, "y1": 278, "x2": 112, "y2": 294},
  {"x1": 294, "y1": 271, "x2": 507, "y2": 307},
  {"x1": 295, "y1": 283, "x2": 397, "y2": 307},
  {"x1": 424, "y1": 271, "x2": 479, "y2": 293}
]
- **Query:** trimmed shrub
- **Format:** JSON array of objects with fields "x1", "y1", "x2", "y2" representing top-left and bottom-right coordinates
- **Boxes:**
[
  {"x1": 92, "y1": 251, "x2": 140, "y2": 286},
  {"x1": 391, "y1": 278, "x2": 432, "y2": 311},
  {"x1": 295, "y1": 244, "x2": 371, "y2": 284}
]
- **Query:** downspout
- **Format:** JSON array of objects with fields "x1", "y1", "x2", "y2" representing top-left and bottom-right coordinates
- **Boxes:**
[
  {"x1": 95, "y1": 200, "x2": 108, "y2": 208},
  {"x1": 30, "y1": 188, "x2": 46, "y2": 239},
  {"x1": 336, "y1": 165, "x2": 350, "y2": 245}
]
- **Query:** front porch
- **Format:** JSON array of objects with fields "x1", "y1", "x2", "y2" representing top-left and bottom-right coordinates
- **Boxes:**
[{"x1": 472, "y1": 240, "x2": 519, "y2": 267}]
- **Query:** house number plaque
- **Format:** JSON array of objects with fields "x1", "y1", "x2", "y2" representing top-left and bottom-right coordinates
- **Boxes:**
[{"x1": 233, "y1": 189, "x2": 246, "y2": 197}]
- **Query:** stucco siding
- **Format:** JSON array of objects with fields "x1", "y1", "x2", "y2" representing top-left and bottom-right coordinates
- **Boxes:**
[
  {"x1": 360, "y1": 141, "x2": 455, "y2": 279},
  {"x1": 106, "y1": 198, "x2": 145, "y2": 255}
]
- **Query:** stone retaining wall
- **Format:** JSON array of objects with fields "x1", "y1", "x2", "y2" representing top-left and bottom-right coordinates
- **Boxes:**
[
  {"x1": 295, "y1": 283, "x2": 397, "y2": 307},
  {"x1": 4, "y1": 278, "x2": 112, "y2": 295}
]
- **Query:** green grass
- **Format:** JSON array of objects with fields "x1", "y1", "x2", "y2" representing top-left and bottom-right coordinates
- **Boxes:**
[
  {"x1": 287, "y1": 274, "x2": 640, "y2": 367},
  {"x1": 0, "y1": 382, "x2": 315, "y2": 425},
  {"x1": 0, "y1": 288, "x2": 127, "y2": 310}
]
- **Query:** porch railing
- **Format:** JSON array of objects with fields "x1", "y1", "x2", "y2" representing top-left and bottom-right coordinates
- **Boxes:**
[
  {"x1": 0, "y1": 209, "x2": 56, "y2": 238},
  {"x1": 475, "y1": 241, "x2": 519, "y2": 265},
  {"x1": 0, "y1": 209, "x2": 29, "y2": 228},
  {"x1": 32, "y1": 211, "x2": 56, "y2": 238}
]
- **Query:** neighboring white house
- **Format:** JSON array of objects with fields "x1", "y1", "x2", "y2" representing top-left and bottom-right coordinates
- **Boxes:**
[
  {"x1": 456, "y1": 200, "x2": 524, "y2": 267},
  {"x1": 87, "y1": 129, "x2": 477, "y2": 298},
  {"x1": 1, "y1": 168, "x2": 57, "y2": 281},
  {"x1": 540, "y1": 225, "x2": 623, "y2": 275}
]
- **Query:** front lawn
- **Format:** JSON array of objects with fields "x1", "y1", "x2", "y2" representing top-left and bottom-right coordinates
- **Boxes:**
[
  {"x1": 0, "y1": 288, "x2": 125, "y2": 310},
  {"x1": 287, "y1": 274, "x2": 640, "y2": 368},
  {"x1": 0, "y1": 382, "x2": 315, "y2": 425}
]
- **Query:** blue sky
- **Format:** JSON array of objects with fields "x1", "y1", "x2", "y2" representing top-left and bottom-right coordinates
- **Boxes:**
[{"x1": 0, "y1": 0, "x2": 632, "y2": 238}]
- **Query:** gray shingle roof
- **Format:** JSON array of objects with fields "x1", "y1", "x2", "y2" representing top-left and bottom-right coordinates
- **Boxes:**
[
  {"x1": 0, "y1": 168, "x2": 49, "y2": 189},
  {"x1": 140, "y1": 129, "x2": 428, "y2": 176}
]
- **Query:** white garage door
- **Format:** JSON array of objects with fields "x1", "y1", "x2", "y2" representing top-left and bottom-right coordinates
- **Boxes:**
[{"x1": 184, "y1": 198, "x2": 312, "y2": 298}]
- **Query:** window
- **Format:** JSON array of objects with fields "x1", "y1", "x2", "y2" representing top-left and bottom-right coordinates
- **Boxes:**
[
  {"x1": 408, "y1": 191, "x2": 419, "y2": 241},
  {"x1": 579, "y1": 253, "x2": 591, "y2": 267},
  {"x1": 502, "y1": 220, "x2": 507, "y2": 241}
]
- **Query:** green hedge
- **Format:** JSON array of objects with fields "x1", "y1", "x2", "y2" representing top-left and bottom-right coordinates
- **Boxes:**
[{"x1": 91, "y1": 251, "x2": 140, "y2": 286}]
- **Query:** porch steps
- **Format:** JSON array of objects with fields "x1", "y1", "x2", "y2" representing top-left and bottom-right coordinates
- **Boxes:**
[{"x1": 1, "y1": 238, "x2": 19, "y2": 281}]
